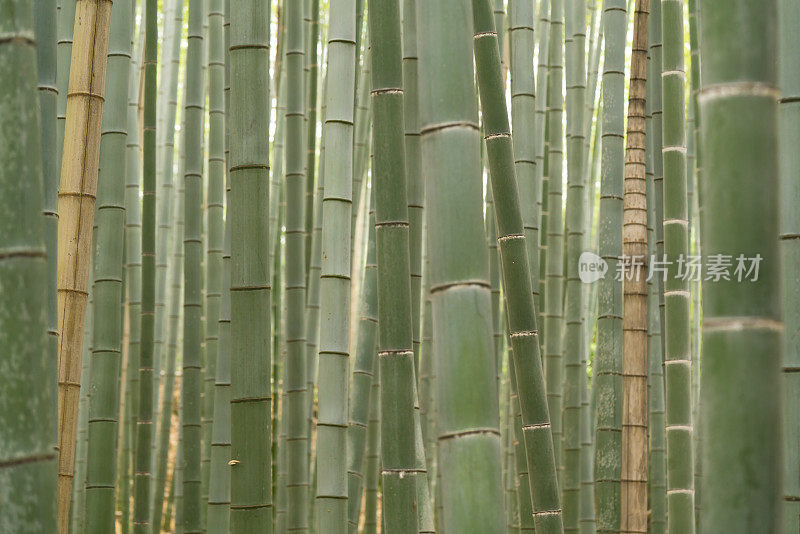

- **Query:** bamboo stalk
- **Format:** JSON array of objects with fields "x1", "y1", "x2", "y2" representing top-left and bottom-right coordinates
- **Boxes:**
[
  {"x1": 562, "y1": 0, "x2": 588, "y2": 529},
  {"x1": 313, "y1": 0, "x2": 355, "y2": 526},
  {"x1": 698, "y1": 0, "x2": 782, "y2": 532},
  {"x1": 779, "y1": 0, "x2": 800, "y2": 532},
  {"x1": 229, "y1": 0, "x2": 273, "y2": 529},
  {"x1": 0, "y1": 3, "x2": 58, "y2": 531},
  {"x1": 83, "y1": 0, "x2": 133, "y2": 529},
  {"x1": 593, "y1": 1, "x2": 626, "y2": 532},
  {"x1": 660, "y1": 0, "x2": 695, "y2": 531},
  {"x1": 56, "y1": 2, "x2": 113, "y2": 528},
  {"x1": 470, "y1": 0, "x2": 565, "y2": 531}
]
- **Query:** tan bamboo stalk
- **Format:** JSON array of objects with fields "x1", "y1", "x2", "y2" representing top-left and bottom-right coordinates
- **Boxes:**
[
  {"x1": 55, "y1": 2, "x2": 113, "y2": 529},
  {"x1": 621, "y1": 1, "x2": 649, "y2": 532}
]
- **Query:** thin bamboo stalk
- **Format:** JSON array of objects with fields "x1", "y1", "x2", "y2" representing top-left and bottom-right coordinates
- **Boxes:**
[
  {"x1": 207, "y1": 0, "x2": 232, "y2": 530},
  {"x1": 471, "y1": 0, "x2": 565, "y2": 531},
  {"x1": 313, "y1": 0, "x2": 355, "y2": 526},
  {"x1": 33, "y1": 0, "x2": 61, "y2": 456},
  {"x1": 562, "y1": 0, "x2": 588, "y2": 528},
  {"x1": 182, "y1": 0, "x2": 208, "y2": 530},
  {"x1": 369, "y1": 0, "x2": 422, "y2": 529},
  {"x1": 645, "y1": 48, "x2": 666, "y2": 534},
  {"x1": 55, "y1": 3, "x2": 113, "y2": 526},
  {"x1": 660, "y1": 0, "x2": 695, "y2": 531},
  {"x1": 593, "y1": 1, "x2": 626, "y2": 532},
  {"x1": 84, "y1": 0, "x2": 133, "y2": 529},
  {"x1": 779, "y1": 0, "x2": 800, "y2": 531}
]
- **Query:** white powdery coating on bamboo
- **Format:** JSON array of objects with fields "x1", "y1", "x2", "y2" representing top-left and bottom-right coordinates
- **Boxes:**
[
  {"x1": 698, "y1": 81, "x2": 781, "y2": 102},
  {"x1": 703, "y1": 316, "x2": 783, "y2": 332},
  {"x1": 664, "y1": 290, "x2": 690, "y2": 298}
]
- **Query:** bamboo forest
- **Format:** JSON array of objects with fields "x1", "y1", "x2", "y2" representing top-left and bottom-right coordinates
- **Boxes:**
[{"x1": 1, "y1": 0, "x2": 796, "y2": 532}]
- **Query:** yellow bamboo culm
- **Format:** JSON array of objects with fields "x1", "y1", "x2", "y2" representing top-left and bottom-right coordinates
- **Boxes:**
[
  {"x1": 56, "y1": 1, "x2": 113, "y2": 531},
  {"x1": 621, "y1": 0, "x2": 650, "y2": 532}
]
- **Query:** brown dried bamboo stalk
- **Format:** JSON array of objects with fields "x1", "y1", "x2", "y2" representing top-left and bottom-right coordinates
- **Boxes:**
[
  {"x1": 55, "y1": 1, "x2": 113, "y2": 530},
  {"x1": 621, "y1": 0, "x2": 649, "y2": 532}
]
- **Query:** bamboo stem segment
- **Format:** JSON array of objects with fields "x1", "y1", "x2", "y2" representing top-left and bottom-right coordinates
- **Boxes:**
[{"x1": 56, "y1": 2, "x2": 113, "y2": 529}]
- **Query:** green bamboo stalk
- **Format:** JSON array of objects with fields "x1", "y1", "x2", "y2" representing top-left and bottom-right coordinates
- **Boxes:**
[
  {"x1": 152, "y1": 0, "x2": 180, "y2": 441},
  {"x1": 470, "y1": 0, "x2": 566, "y2": 531},
  {"x1": 363, "y1": 368, "x2": 382, "y2": 534},
  {"x1": 509, "y1": 0, "x2": 541, "y2": 328},
  {"x1": 152, "y1": 4, "x2": 186, "y2": 526},
  {"x1": 283, "y1": 0, "x2": 310, "y2": 528},
  {"x1": 132, "y1": 0, "x2": 158, "y2": 529},
  {"x1": 418, "y1": 229, "x2": 437, "y2": 506},
  {"x1": 508, "y1": 346, "x2": 536, "y2": 532},
  {"x1": 347, "y1": 199, "x2": 378, "y2": 533},
  {"x1": 0, "y1": 9, "x2": 57, "y2": 527},
  {"x1": 779, "y1": 0, "x2": 800, "y2": 531},
  {"x1": 122, "y1": 22, "x2": 145, "y2": 533},
  {"x1": 562, "y1": 0, "x2": 588, "y2": 529},
  {"x1": 33, "y1": 0, "x2": 60, "y2": 454},
  {"x1": 71, "y1": 314, "x2": 92, "y2": 534},
  {"x1": 200, "y1": 0, "x2": 225, "y2": 524},
  {"x1": 207, "y1": 0, "x2": 232, "y2": 530},
  {"x1": 686, "y1": 19, "x2": 702, "y2": 483},
  {"x1": 535, "y1": 0, "x2": 550, "y2": 347},
  {"x1": 154, "y1": 152, "x2": 185, "y2": 533},
  {"x1": 229, "y1": 0, "x2": 273, "y2": 529},
  {"x1": 698, "y1": 1, "x2": 782, "y2": 532},
  {"x1": 543, "y1": 0, "x2": 565, "y2": 490},
  {"x1": 645, "y1": 48, "x2": 666, "y2": 534},
  {"x1": 369, "y1": 0, "x2": 422, "y2": 529},
  {"x1": 401, "y1": 0, "x2": 424, "y2": 382},
  {"x1": 175, "y1": 418, "x2": 185, "y2": 534},
  {"x1": 182, "y1": 0, "x2": 207, "y2": 531},
  {"x1": 313, "y1": 0, "x2": 356, "y2": 526},
  {"x1": 649, "y1": 0, "x2": 664, "y2": 364},
  {"x1": 305, "y1": 0, "x2": 320, "y2": 278},
  {"x1": 84, "y1": 0, "x2": 133, "y2": 529},
  {"x1": 660, "y1": 1, "x2": 695, "y2": 531},
  {"x1": 55, "y1": 0, "x2": 75, "y2": 166},
  {"x1": 593, "y1": 1, "x2": 625, "y2": 532},
  {"x1": 502, "y1": 379, "x2": 519, "y2": 534}
]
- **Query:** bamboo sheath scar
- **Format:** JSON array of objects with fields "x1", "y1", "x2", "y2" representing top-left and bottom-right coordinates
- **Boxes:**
[{"x1": 56, "y1": 2, "x2": 113, "y2": 530}]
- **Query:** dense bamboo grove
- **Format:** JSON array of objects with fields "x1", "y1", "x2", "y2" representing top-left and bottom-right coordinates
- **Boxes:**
[{"x1": 2, "y1": 0, "x2": 799, "y2": 533}]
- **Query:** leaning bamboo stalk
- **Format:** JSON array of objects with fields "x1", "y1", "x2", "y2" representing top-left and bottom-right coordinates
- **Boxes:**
[
  {"x1": 0, "y1": 3, "x2": 57, "y2": 530},
  {"x1": 698, "y1": 0, "x2": 783, "y2": 532},
  {"x1": 620, "y1": 2, "x2": 649, "y2": 532},
  {"x1": 470, "y1": 0, "x2": 564, "y2": 531},
  {"x1": 56, "y1": 2, "x2": 113, "y2": 528}
]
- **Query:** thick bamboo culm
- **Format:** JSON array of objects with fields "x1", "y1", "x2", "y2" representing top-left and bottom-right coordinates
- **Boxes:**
[
  {"x1": 55, "y1": 2, "x2": 113, "y2": 530},
  {"x1": 620, "y1": 1, "x2": 649, "y2": 532}
]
